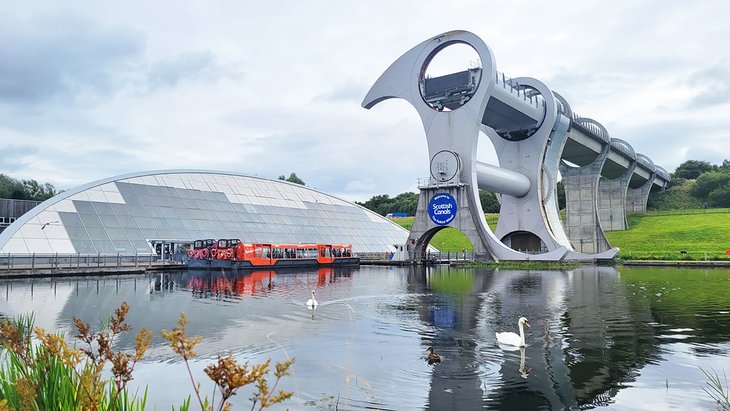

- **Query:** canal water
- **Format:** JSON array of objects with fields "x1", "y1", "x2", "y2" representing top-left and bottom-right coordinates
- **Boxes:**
[{"x1": 1, "y1": 265, "x2": 729, "y2": 410}]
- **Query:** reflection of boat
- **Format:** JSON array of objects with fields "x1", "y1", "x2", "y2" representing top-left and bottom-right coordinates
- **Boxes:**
[
  {"x1": 187, "y1": 241, "x2": 359, "y2": 269},
  {"x1": 183, "y1": 266, "x2": 357, "y2": 299}
]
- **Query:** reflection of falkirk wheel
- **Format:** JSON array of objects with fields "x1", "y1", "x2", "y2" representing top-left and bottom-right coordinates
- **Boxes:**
[{"x1": 362, "y1": 30, "x2": 620, "y2": 262}]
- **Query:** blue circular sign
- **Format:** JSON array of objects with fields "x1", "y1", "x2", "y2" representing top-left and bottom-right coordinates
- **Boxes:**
[{"x1": 428, "y1": 193, "x2": 457, "y2": 225}]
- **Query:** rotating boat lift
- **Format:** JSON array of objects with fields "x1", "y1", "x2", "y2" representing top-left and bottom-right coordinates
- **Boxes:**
[{"x1": 362, "y1": 30, "x2": 669, "y2": 262}]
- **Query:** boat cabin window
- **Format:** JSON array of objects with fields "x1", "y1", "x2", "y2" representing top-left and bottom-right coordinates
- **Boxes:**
[{"x1": 255, "y1": 246, "x2": 270, "y2": 259}]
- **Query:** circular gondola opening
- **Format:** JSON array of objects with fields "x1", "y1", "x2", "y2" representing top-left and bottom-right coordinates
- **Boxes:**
[{"x1": 419, "y1": 42, "x2": 481, "y2": 112}]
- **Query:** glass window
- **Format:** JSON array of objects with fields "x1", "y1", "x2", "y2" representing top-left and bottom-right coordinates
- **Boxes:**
[
  {"x1": 74, "y1": 201, "x2": 96, "y2": 214},
  {"x1": 140, "y1": 228, "x2": 158, "y2": 239},
  {"x1": 93, "y1": 240, "x2": 115, "y2": 254},
  {"x1": 117, "y1": 215, "x2": 138, "y2": 228},
  {"x1": 195, "y1": 199, "x2": 211, "y2": 210},
  {"x1": 146, "y1": 207, "x2": 163, "y2": 218},
  {"x1": 132, "y1": 184, "x2": 150, "y2": 196},
  {"x1": 59, "y1": 212, "x2": 83, "y2": 227},
  {"x1": 73, "y1": 240, "x2": 97, "y2": 254},
  {"x1": 65, "y1": 226, "x2": 91, "y2": 241},
  {"x1": 182, "y1": 198, "x2": 198, "y2": 209},
  {"x1": 92, "y1": 202, "x2": 114, "y2": 215},
  {"x1": 181, "y1": 219, "x2": 199, "y2": 230},
  {"x1": 155, "y1": 196, "x2": 171, "y2": 208},
  {"x1": 195, "y1": 220, "x2": 211, "y2": 230},
  {"x1": 152, "y1": 217, "x2": 170, "y2": 229},
  {"x1": 99, "y1": 214, "x2": 121, "y2": 227},
  {"x1": 166, "y1": 218, "x2": 184, "y2": 229},
  {"x1": 138, "y1": 194, "x2": 156, "y2": 206},
  {"x1": 135, "y1": 216, "x2": 155, "y2": 229},
  {"x1": 106, "y1": 227, "x2": 128, "y2": 241},
  {"x1": 111, "y1": 203, "x2": 132, "y2": 216},
  {"x1": 112, "y1": 240, "x2": 134, "y2": 253},
  {"x1": 86, "y1": 226, "x2": 110, "y2": 241},
  {"x1": 131, "y1": 240, "x2": 152, "y2": 253},
  {"x1": 157, "y1": 229, "x2": 174, "y2": 238},
  {"x1": 128, "y1": 204, "x2": 149, "y2": 217},
  {"x1": 124, "y1": 229, "x2": 145, "y2": 241},
  {"x1": 177, "y1": 188, "x2": 193, "y2": 199},
  {"x1": 79, "y1": 213, "x2": 103, "y2": 227}
]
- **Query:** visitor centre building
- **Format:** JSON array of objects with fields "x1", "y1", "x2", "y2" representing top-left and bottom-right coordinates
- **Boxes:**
[{"x1": 0, "y1": 170, "x2": 410, "y2": 257}]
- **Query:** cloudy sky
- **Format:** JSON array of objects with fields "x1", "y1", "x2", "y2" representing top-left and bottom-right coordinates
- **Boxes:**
[{"x1": 1, "y1": 0, "x2": 729, "y2": 202}]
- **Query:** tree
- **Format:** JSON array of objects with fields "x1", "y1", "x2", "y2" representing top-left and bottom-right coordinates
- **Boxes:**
[
  {"x1": 0, "y1": 174, "x2": 58, "y2": 201},
  {"x1": 356, "y1": 192, "x2": 418, "y2": 216},
  {"x1": 647, "y1": 180, "x2": 703, "y2": 210},
  {"x1": 707, "y1": 184, "x2": 730, "y2": 207},
  {"x1": 556, "y1": 181, "x2": 566, "y2": 210},
  {"x1": 672, "y1": 160, "x2": 716, "y2": 180},
  {"x1": 720, "y1": 159, "x2": 730, "y2": 171},
  {"x1": 278, "y1": 173, "x2": 305, "y2": 186},
  {"x1": 479, "y1": 190, "x2": 500, "y2": 213},
  {"x1": 690, "y1": 171, "x2": 730, "y2": 202}
]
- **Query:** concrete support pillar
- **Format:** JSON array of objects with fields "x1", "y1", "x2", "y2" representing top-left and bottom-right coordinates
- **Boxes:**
[
  {"x1": 626, "y1": 174, "x2": 656, "y2": 215},
  {"x1": 559, "y1": 149, "x2": 611, "y2": 254},
  {"x1": 597, "y1": 161, "x2": 637, "y2": 231}
]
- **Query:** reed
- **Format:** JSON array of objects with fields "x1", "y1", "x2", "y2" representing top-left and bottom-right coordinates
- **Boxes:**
[{"x1": 701, "y1": 367, "x2": 730, "y2": 410}]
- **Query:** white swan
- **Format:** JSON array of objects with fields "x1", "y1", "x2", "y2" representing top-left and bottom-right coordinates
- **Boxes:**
[
  {"x1": 496, "y1": 317, "x2": 530, "y2": 347},
  {"x1": 306, "y1": 290, "x2": 318, "y2": 309}
]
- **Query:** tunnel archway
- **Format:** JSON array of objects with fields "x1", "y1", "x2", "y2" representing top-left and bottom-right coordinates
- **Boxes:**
[{"x1": 413, "y1": 226, "x2": 474, "y2": 261}]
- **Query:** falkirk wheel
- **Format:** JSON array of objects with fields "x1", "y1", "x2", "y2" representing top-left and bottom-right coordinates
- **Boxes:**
[{"x1": 362, "y1": 30, "x2": 627, "y2": 263}]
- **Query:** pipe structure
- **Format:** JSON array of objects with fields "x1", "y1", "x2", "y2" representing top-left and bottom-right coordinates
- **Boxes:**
[{"x1": 475, "y1": 161, "x2": 530, "y2": 197}]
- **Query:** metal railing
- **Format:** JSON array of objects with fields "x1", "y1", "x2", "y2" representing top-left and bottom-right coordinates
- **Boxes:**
[
  {"x1": 0, "y1": 253, "x2": 186, "y2": 272},
  {"x1": 355, "y1": 251, "x2": 488, "y2": 263}
]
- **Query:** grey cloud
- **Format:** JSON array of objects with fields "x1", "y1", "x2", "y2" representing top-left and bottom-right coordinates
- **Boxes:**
[
  {"x1": 313, "y1": 81, "x2": 368, "y2": 103},
  {"x1": 617, "y1": 120, "x2": 729, "y2": 171},
  {"x1": 0, "y1": 145, "x2": 37, "y2": 172},
  {"x1": 686, "y1": 65, "x2": 730, "y2": 109},
  {"x1": 147, "y1": 51, "x2": 237, "y2": 91},
  {"x1": 0, "y1": 11, "x2": 145, "y2": 104}
]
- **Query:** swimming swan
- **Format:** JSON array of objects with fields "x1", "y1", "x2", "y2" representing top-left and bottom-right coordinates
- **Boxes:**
[
  {"x1": 306, "y1": 290, "x2": 318, "y2": 308},
  {"x1": 496, "y1": 317, "x2": 530, "y2": 347}
]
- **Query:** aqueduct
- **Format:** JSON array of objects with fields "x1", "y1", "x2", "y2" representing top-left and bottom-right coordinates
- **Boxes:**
[{"x1": 362, "y1": 30, "x2": 669, "y2": 262}]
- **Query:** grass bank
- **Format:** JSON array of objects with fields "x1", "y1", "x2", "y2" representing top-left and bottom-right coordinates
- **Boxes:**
[
  {"x1": 605, "y1": 209, "x2": 730, "y2": 261},
  {"x1": 392, "y1": 209, "x2": 730, "y2": 261}
]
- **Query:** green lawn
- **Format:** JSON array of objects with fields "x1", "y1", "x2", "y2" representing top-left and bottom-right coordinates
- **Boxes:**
[
  {"x1": 605, "y1": 210, "x2": 730, "y2": 260},
  {"x1": 392, "y1": 214, "x2": 497, "y2": 252},
  {"x1": 392, "y1": 210, "x2": 730, "y2": 260}
]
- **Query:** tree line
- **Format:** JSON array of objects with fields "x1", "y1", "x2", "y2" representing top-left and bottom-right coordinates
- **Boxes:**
[
  {"x1": 357, "y1": 160, "x2": 730, "y2": 217},
  {"x1": 0, "y1": 174, "x2": 59, "y2": 201},
  {"x1": 649, "y1": 159, "x2": 730, "y2": 209}
]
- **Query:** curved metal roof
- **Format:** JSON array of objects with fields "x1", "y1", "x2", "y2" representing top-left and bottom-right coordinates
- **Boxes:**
[
  {"x1": 609, "y1": 138, "x2": 636, "y2": 161},
  {"x1": 654, "y1": 166, "x2": 671, "y2": 182},
  {"x1": 635, "y1": 153, "x2": 656, "y2": 172},
  {"x1": 572, "y1": 116, "x2": 611, "y2": 144},
  {"x1": 0, "y1": 169, "x2": 408, "y2": 253}
]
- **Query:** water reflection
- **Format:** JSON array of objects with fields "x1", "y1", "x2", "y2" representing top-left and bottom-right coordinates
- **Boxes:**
[{"x1": 0, "y1": 265, "x2": 729, "y2": 409}]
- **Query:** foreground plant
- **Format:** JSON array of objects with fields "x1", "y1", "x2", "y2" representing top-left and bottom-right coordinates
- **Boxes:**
[
  {"x1": 0, "y1": 304, "x2": 293, "y2": 410},
  {"x1": 0, "y1": 303, "x2": 150, "y2": 410},
  {"x1": 701, "y1": 367, "x2": 730, "y2": 410},
  {"x1": 162, "y1": 313, "x2": 294, "y2": 410}
]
